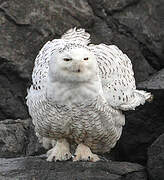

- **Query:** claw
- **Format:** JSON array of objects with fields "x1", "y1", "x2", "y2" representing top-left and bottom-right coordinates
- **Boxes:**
[
  {"x1": 73, "y1": 144, "x2": 100, "y2": 162},
  {"x1": 88, "y1": 156, "x2": 91, "y2": 161},
  {"x1": 46, "y1": 139, "x2": 72, "y2": 162}
]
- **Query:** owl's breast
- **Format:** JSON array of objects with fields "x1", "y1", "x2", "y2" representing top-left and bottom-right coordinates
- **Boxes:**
[
  {"x1": 69, "y1": 101, "x2": 125, "y2": 153},
  {"x1": 29, "y1": 95, "x2": 124, "y2": 153}
]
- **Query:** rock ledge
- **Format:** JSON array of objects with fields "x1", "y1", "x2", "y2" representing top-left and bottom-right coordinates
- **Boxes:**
[{"x1": 0, "y1": 156, "x2": 147, "y2": 180}]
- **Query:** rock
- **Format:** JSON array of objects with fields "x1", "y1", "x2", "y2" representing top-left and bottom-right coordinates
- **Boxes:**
[
  {"x1": 25, "y1": 119, "x2": 46, "y2": 156},
  {"x1": 111, "y1": 89, "x2": 164, "y2": 165},
  {"x1": 138, "y1": 68, "x2": 164, "y2": 89},
  {"x1": 125, "y1": 171, "x2": 148, "y2": 180},
  {"x1": 147, "y1": 133, "x2": 164, "y2": 180},
  {"x1": 0, "y1": 0, "x2": 94, "y2": 120},
  {"x1": 0, "y1": 156, "x2": 147, "y2": 180},
  {"x1": 104, "y1": 0, "x2": 141, "y2": 13},
  {"x1": 112, "y1": 0, "x2": 164, "y2": 70},
  {"x1": 0, "y1": 119, "x2": 44, "y2": 158},
  {"x1": 89, "y1": 0, "x2": 164, "y2": 70},
  {"x1": 0, "y1": 59, "x2": 29, "y2": 120}
]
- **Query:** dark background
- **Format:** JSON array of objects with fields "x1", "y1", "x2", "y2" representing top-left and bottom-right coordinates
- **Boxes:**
[{"x1": 0, "y1": 0, "x2": 164, "y2": 179}]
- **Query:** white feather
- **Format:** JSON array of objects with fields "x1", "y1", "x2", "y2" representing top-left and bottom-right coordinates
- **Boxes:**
[{"x1": 26, "y1": 28, "x2": 152, "y2": 157}]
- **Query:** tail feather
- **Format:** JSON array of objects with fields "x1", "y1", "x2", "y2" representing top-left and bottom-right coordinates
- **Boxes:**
[
  {"x1": 119, "y1": 90, "x2": 153, "y2": 111},
  {"x1": 134, "y1": 90, "x2": 153, "y2": 103}
]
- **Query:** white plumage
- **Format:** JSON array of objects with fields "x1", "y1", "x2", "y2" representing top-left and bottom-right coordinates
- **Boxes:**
[{"x1": 26, "y1": 28, "x2": 152, "y2": 162}]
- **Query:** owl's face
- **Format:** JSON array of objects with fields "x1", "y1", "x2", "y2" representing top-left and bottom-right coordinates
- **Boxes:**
[{"x1": 49, "y1": 47, "x2": 99, "y2": 82}]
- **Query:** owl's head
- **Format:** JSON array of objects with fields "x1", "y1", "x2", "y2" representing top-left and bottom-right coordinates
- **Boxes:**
[{"x1": 49, "y1": 45, "x2": 99, "y2": 83}]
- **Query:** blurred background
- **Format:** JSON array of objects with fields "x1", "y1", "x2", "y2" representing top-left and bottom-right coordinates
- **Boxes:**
[{"x1": 0, "y1": 0, "x2": 164, "y2": 179}]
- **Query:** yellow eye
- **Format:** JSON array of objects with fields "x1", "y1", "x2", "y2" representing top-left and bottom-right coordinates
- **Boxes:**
[
  {"x1": 64, "y1": 58, "x2": 72, "y2": 61},
  {"x1": 84, "y1": 57, "x2": 88, "y2": 61}
]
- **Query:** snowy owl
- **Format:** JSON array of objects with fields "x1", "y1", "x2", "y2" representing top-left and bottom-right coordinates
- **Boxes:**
[{"x1": 26, "y1": 28, "x2": 152, "y2": 162}]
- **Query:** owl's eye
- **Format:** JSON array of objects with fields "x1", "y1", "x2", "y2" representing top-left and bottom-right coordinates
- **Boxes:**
[
  {"x1": 84, "y1": 57, "x2": 89, "y2": 61},
  {"x1": 63, "y1": 58, "x2": 72, "y2": 61}
]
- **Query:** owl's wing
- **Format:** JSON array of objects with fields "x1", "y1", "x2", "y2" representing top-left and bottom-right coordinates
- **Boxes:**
[
  {"x1": 89, "y1": 44, "x2": 151, "y2": 110},
  {"x1": 61, "y1": 27, "x2": 90, "y2": 45},
  {"x1": 28, "y1": 39, "x2": 66, "y2": 95}
]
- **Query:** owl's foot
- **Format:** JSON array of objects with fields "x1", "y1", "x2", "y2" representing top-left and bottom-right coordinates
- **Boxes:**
[
  {"x1": 46, "y1": 138, "x2": 72, "y2": 162},
  {"x1": 73, "y1": 144, "x2": 100, "y2": 162}
]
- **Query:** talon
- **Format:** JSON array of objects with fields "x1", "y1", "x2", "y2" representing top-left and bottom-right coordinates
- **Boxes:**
[
  {"x1": 53, "y1": 156, "x2": 56, "y2": 161},
  {"x1": 73, "y1": 144, "x2": 100, "y2": 162},
  {"x1": 46, "y1": 139, "x2": 72, "y2": 162},
  {"x1": 90, "y1": 157, "x2": 94, "y2": 162},
  {"x1": 88, "y1": 156, "x2": 91, "y2": 161}
]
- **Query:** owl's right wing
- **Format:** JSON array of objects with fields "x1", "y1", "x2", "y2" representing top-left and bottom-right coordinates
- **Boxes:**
[
  {"x1": 29, "y1": 39, "x2": 66, "y2": 94},
  {"x1": 89, "y1": 44, "x2": 152, "y2": 110}
]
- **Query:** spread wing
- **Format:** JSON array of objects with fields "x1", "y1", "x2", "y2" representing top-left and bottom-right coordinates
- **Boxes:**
[
  {"x1": 30, "y1": 39, "x2": 65, "y2": 92},
  {"x1": 89, "y1": 44, "x2": 151, "y2": 110}
]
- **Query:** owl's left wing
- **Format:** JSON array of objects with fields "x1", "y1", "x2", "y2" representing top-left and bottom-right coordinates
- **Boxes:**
[{"x1": 89, "y1": 44, "x2": 151, "y2": 110}]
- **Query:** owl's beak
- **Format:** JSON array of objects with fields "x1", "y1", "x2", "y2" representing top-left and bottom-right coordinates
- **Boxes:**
[
  {"x1": 72, "y1": 61, "x2": 84, "y2": 73},
  {"x1": 72, "y1": 68, "x2": 81, "y2": 73}
]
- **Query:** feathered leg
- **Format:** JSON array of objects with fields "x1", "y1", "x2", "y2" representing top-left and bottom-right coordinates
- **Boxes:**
[
  {"x1": 73, "y1": 144, "x2": 100, "y2": 162},
  {"x1": 46, "y1": 138, "x2": 72, "y2": 162}
]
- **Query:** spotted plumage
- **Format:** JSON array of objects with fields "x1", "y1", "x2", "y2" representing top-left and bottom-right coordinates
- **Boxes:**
[{"x1": 26, "y1": 28, "x2": 152, "y2": 162}]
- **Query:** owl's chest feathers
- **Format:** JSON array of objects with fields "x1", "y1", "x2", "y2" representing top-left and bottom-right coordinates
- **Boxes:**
[
  {"x1": 30, "y1": 84, "x2": 124, "y2": 141},
  {"x1": 46, "y1": 80, "x2": 102, "y2": 105}
]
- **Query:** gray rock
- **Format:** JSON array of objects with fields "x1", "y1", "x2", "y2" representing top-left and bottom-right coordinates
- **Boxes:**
[
  {"x1": 0, "y1": 58, "x2": 29, "y2": 120},
  {"x1": 102, "y1": 0, "x2": 164, "y2": 70},
  {"x1": 125, "y1": 171, "x2": 148, "y2": 180},
  {"x1": 147, "y1": 133, "x2": 164, "y2": 180},
  {"x1": 0, "y1": 119, "x2": 44, "y2": 158},
  {"x1": 115, "y1": 0, "x2": 164, "y2": 69},
  {"x1": 112, "y1": 89, "x2": 164, "y2": 165},
  {"x1": 138, "y1": 69, "x2": 164, "y2": 89},
  {"x1": 104, "y1": 0, "x2": 140, "y2": 13},
  {"x1": 0, "y1": 156, "x2": 147, "y2": 180}
]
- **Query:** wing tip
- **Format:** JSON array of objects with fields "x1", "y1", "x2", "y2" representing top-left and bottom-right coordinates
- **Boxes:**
[{"x1": 146, "y1": 93, "x2": 154, "y2": 103}]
